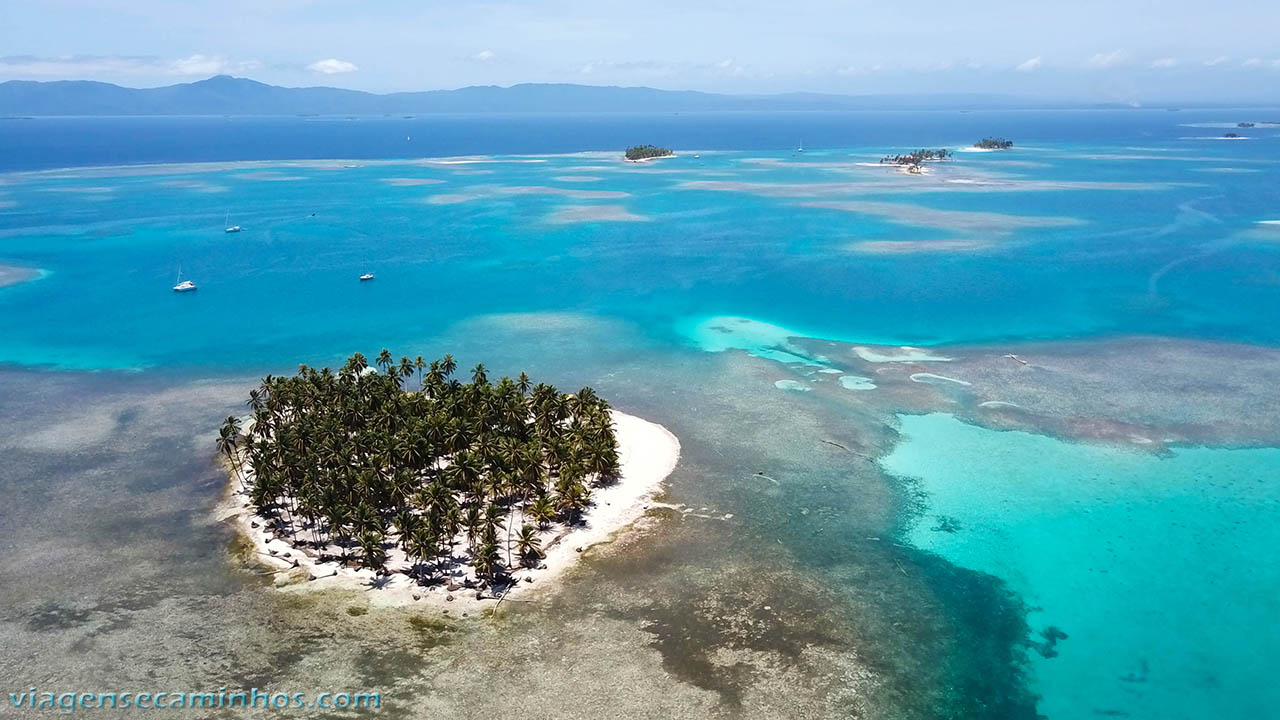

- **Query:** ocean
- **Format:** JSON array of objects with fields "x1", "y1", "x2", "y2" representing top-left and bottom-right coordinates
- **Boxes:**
[{"x1": 1, "y1": 110, "x2": 1277, "y2": 719}]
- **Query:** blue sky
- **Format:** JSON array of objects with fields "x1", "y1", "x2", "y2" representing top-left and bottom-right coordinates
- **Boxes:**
[{"x1": 2, "y1": 0, "x2": 1279, "y2": 102}]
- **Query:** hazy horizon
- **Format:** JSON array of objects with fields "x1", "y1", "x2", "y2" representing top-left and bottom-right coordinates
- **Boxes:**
[
  {"x1": 2, "y1": 1, "x2": 1279, "y2": 104},
  {"x1": 5, "y1": 74, "x2": 1279, "y2": 111}
]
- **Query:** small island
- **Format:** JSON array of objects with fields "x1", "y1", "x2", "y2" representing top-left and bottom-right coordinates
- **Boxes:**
[
  {"x1": 1237, "y1": 122, "x2": 1255, "y2": 128},
  {"x1": 216, "y1": 351, "x2": 679, "y2": 611},
  {"x1": 879, "y1": 148, "x2": 952, "y2": 174},
  {"x1": 1223, "y1": 132, "x2": 1241, "y2": 139},
  {"x1": 973, "y1": 137, "x2": 1014, "y2": 150},
  {"x1": 624, "y1": 145, "x2": 675, "y2": 162}
]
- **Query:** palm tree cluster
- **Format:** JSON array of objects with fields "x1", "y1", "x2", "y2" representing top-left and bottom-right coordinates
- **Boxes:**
[
  {"x1": 973, "y1": 137, "x2": 1014, "y2": 150},
  {"x1": 624, "y1": 144, "x2": 674, "y2": 160},
  {"x1": 879, "y1": 148, "x2": 953, "y2": 167},
  {"x1": 218, "y1": 350, "x2": 621, "y2": 589}
]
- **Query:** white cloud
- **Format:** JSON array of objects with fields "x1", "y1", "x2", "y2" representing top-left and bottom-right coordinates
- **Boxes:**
[
  {"x1": 1086, "y1": 50, "x2": 1127, "y2": 69},
  {"x1": 1147, "y1": 57, "x2": 1178, "y2": 69},
  {"x1": 473, "y1": 50, "x2": 495, "y2": 62},
  {"x1": 1016, "y1": 56, "x2": 1043, "y2": 72},
  {"x1": 0, "y1": 54, "x2": 260, "y2": 78},
  {"x1": 714, "y1": 58, "x2": 745, "y2": 76},
  {"x1": 1242, "y1": 57, "x2": 1263, "y2": 68},
  {"x1": 1203, "y1": 56, "x2": 1229, "y2": 67},
  {"x1": 170, "y1": 54, "x2": 260, "y2": 76},
  {"x1": 307, "y1": 58, "x2": 358, "y2": 75}
]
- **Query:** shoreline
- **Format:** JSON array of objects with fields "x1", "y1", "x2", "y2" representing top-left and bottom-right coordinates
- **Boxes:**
[
  {"x1": 216, "y1": 409, "x2": 680, "y2": 613},
  {"x1": 623, "y1": 153, "x2": 677, "y2": 164},
  {"x1": 854, "y1": 161, "x2": 936, "y2": 175}
]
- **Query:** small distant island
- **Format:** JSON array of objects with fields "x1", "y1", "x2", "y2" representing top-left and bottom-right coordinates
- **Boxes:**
[
  {"x1": 973, "y1": 137, "x2": 1014, "y2": 150},
  {"x1": 624, "y1": 145, "x2": 675, "y2": 162},
  {"x1": 1237, "y1": 122, "x2": 1255, "y2": 128},
  {"x1": 217, "y1": 351, "x2": 679, "y2": 610},
  {"x1": 1223, "y1": 132, "x2": 1241, "y2": 139},
  {"x1": 879, "y1": 148, "x2": 952, "y2": 174}
]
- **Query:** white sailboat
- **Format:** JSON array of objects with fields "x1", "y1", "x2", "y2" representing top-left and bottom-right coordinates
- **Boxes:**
[
  {"x1": 173, "y1": 267, "x2": 197, "y2": 292},
  {"x1": 796, "y1": 140, "x2": 804, "y2": 152},
  {"x1": 224, "y1": 212, "x2": 241, "y2": 233}
]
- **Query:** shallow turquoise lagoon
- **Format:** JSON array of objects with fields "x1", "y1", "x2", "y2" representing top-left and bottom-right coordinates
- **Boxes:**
[
  {"x1": 882, "y1": 414, "x2": 1280, "y2": 719},
  {"x1": 1, "y1": 118, "x2": 1279, "y2": 371}
]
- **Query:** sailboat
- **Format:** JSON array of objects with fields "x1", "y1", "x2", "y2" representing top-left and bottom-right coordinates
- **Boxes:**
[
  {"x1": 796, "y1": 140, "x2": 804, "y2": 153},
  {"x1": 224, "y1": 212, "x2": 242, "y2": 233},
  {"x1": 173, "y1": 267, "x2": 197, "y2": 292},
  {"x1": 359, "y1": 271, "x2": 375, "y2": 282}
]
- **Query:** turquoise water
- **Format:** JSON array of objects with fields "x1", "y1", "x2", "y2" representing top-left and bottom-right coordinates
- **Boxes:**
[
  {"x1": 883, "y1": 414, "x2": 1280, "y2": 719},
  {"x1": 3, "y1": 112, "x2": 1279, "y2": 717},
  {"x1": 1, "y1": 112, "x2": 1279, "y2": 371}
]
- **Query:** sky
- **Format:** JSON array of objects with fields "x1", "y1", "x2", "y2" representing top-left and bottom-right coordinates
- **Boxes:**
[{"x1": 2, "y1": 0, "x2": 1279, "y2": 103}]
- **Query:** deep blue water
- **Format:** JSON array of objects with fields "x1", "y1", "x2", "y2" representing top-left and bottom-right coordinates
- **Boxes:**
[{"x1": 0, "y1": 109, "x2": 1270, "y2": 172}]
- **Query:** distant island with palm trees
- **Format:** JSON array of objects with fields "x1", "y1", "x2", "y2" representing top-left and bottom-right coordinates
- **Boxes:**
[
  {"x1": 624, "y1": 145, "x2": 675, "y2": 162},
  {"x1": 216, "y1": 350, "x2": 679, "y2": 612},
  {"x1": 879, "y1": 148, "x2": 953, "y2": 174},
  {"x1": 973, "y1": 137, "x2": 1014, "y2": 150}
]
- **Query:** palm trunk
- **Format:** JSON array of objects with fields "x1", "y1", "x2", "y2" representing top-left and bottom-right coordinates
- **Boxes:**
[{"x1": 505, "y1": 506, "x2": 514, "y2": 569}]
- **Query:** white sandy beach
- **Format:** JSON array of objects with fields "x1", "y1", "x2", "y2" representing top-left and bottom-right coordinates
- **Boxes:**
[
  {"x1": 217, "y1": 410, "x2": 680, "y2": 613},
  {"x1": 854, "y1": 161, "x2": 934, "y2": 175},
  {"x1": 623, "y1": 153, "x2": 678, "y2": 164}
]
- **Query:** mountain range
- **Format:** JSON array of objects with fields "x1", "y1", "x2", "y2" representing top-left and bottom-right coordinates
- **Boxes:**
[{"x1": 0, "y1": 75, "x2": 1122, "y2": 116}]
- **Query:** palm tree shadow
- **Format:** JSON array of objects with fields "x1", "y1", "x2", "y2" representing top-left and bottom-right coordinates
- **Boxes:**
[{"x1": 365, "y1": 574, "x2": 396, "y2": 590}]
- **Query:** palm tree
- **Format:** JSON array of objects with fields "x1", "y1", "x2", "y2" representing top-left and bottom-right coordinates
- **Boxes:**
[
  {"x1": 514, "y1": 524, "x2": 543, "y2": 567},
  {"x1": 358, "y1": 529, "x2": 388, "y2": 571},
  {"x1": 557, "y1": 483, "x2": 591, "y2": 525},
  {"x1": 528, "y1": 495, "x2": 556, "y2": 529},
  {"x1": 216, "y1": 415, "x2": 244, "y2": 489},
  {"x1": 392, "y1": 509, "x2": 420, "y2": 553},
  {"x1": 405, "y1": 525, "x2": 437, "y2": 581},
  {"x1": 462, "y1": 505, "x2": 483, "y2": 553},
  {"x1": 473, "y1": 540, "x2": 500, "y2": 583}
]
